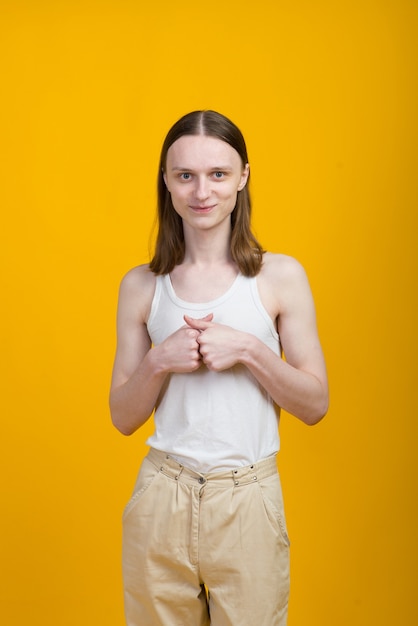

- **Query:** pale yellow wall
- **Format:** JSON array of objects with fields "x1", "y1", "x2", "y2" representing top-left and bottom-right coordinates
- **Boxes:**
[{"x1": 1, "y1": 1, "x2": 417, "y2": 624}]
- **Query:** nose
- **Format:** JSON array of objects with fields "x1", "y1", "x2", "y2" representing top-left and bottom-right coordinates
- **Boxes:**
[{"x1": 195, "y1": 176, "x2": 210, "y2": 201}]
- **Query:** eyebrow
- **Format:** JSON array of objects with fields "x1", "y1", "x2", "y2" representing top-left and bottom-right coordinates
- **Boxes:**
[{"x1": 170, "y1": 165, "x2": 234, "y2": 172}]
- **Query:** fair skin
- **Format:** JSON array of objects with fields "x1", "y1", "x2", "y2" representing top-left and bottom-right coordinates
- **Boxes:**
[{"x1": 110, "y1": 134, "x2": 328, "y2": 435}]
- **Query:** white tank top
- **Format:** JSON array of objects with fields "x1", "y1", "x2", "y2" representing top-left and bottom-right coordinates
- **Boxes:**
[{"x1": 146, "y1": 273, "x2": 281, "y2": 473}]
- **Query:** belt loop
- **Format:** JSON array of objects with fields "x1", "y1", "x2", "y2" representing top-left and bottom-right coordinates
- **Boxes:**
[{"x1": 175, "y1": 465, "x2": 184, "y2": 481}]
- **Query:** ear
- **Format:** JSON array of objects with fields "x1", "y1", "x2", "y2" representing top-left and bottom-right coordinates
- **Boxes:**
[{"x1": 238, "y1": 163, "x2": 250, "y2": 191}]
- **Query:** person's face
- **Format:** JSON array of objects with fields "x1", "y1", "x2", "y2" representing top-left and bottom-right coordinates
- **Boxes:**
[{"x1": 163, "y1": 134, "x2": 249, "y2": 234}]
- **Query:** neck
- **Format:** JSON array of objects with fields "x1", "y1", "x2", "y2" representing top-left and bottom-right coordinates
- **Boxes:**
[{"x1": 182, "y1": 223, "x2": 233, "y2": 267}]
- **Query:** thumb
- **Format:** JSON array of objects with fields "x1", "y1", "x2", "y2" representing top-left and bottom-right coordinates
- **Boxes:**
[{"x1": 184, "y1": 313, "x2": 214, "y2": 330}]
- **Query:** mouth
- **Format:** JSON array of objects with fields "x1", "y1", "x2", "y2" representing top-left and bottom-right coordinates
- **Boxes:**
[{"x1": 190, "y1": 204, "x2": 216, "y2": 213}]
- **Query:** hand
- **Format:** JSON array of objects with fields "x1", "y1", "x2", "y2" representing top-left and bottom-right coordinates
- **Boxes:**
[
  {"x1": 184, "y1": 314, "x2": 246, "y2": 371},
  {"x1": 158, "y1": 314, "x2": 213, "y2": 373}
]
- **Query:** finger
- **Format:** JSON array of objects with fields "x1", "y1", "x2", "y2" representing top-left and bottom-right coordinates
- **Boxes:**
[
  {"x1": 184, "y1": 313, "x2": 213, "y2": 330},
  {"x1": 180, "y1": 314, "x2": 212, "y2": 330},
  {"x1": 185, "y1": 328, "x2": 200, "y2": 339}
]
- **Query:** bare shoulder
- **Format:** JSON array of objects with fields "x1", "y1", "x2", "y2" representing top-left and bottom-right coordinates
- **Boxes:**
[
  {"x1": 111, "y1": 265, "x2": 157, "y2": 390},
  {"x1": 120, "y1": 263, "x2": 156, "y2": 292},
  {"x1": 261, "y1": 252, "x2": 308, "y2": 283},
  {"x1": 118, "y1": 264, "x2": 157, "y2": 323},
  {"x1": 257, "y1": 252, "x2": 314, "y2": 322}
]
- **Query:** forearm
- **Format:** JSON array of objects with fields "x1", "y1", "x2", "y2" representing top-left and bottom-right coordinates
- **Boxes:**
[
  {"x1": 241, "y1": 335, "x2": 328, "y2": 425},
  {"x1": 109, "y1": 348, "x2": 168, "y2": 436}
]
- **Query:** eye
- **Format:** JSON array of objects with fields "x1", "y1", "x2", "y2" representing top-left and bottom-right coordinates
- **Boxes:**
[
  {"x1": 213, "y1": 171, "x2": 225, "y2": 179},
  {"x1": 180, "y1": 172, "x2": 191, "y2": 180}
]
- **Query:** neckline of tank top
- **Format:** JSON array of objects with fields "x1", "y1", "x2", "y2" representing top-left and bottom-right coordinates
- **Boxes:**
[{"x1": 164, "y1": 272, "x2": 248, "y2": 308}]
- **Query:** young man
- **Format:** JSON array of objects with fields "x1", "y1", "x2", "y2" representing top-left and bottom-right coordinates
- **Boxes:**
[{"x1": 110, "y1": 110, "x2": 328, "y2": 626}]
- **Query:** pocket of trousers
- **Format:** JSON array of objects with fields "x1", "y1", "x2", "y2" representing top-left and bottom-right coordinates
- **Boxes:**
[
  {"x1": 257, "y1": 473, "x2": 291, "y2": 547},
  {"x1": 122, "y1": 457, "x2": 160, "y2": 521}
]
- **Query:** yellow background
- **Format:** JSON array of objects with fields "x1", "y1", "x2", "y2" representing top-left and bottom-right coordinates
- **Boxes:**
[{"x1": 1, "y1": 1, "x2": 417, "y2": 624}]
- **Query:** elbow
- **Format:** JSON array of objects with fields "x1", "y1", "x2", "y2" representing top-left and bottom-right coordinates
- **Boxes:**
[
  {"x1": 109, "y1": 396, "x2": 138, "y2": 436},
  {"x1": 112, "y1": 417, "x2": 137, "y2": 436},
  {"x1": 304, "y1": 410, "x2": 327, "y2": 426},
  {"x1": 304, "y1": 377, "x2": 329, "y2": 425},
  {"x1": 110, "y1": 410, "x2": 136, "y2": 436},
  {"x1": 303, "y1": 395, "x2": 329, "y2": 426}
]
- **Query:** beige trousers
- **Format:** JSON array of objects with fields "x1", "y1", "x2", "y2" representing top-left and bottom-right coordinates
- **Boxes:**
[{"x1": 122, "y1": 448, "x2": 290, "y2": 626}]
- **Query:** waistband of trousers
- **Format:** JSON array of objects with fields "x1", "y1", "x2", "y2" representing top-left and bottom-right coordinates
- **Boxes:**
[{"x1": 146, "y1": 447, "x2": 278, "y2": 488}]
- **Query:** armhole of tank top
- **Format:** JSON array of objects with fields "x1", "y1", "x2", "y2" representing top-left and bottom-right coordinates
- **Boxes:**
[
  {"x1": 146, "y1": 274, "x2": 162, "y2": 328},
  {"x1": 251, "y1": 276, "x2": 281, "y2": 346}
]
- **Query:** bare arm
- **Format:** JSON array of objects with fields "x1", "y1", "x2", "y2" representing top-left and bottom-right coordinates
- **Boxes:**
[
  {"x1": 185, "y1": 255, "x2": 328, "y2": 425},
  {"x1": 109, "y1": 266, "x2": 206, "y2": 435}
]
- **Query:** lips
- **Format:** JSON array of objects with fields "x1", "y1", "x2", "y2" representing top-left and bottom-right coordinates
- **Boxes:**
[{"x1": 190, "y1": 204, "x2": 216, "y2": 212}]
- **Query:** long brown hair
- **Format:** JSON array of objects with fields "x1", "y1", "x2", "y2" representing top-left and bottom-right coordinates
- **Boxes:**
[{"x1": 149, "y1": 110, "x2": 264, "y2": 276}]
